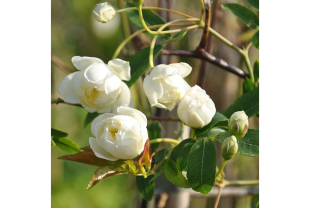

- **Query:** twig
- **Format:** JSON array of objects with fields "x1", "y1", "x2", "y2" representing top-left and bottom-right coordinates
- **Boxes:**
[
  {"x1": 51, "y1": 98, "x2": 83, "y2": 108},
  {"x1": 161, "y1": 49, "x2": 249, "y2": 79},
  {"x1": 213, "y1": 186, "x2": 223, "y2": 208},
  {"x1": 224, "y1": 180, "x2": 259, "y2": 186},
  {"x1": 197, "y1": 0, "x2": 211, "y2": 52},
  {"x1": 147, "y1": 116, "x2": 180, "y2": 121},
  {"x1": 51, "y1": 55, "x2": 75, "y2": 74}
]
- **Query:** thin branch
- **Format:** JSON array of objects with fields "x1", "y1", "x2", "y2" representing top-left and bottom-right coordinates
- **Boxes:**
[
  {"x1": 51, "y1": 98, "x2": 83, "y2": 108},
  {"x1": 161, "y1": 49, "x2": 249, "y2": 79},
  {"x1": 197, "y1": 0, "x2": 211, "y2": 52},
  {"x1": 147, "y1": 116, "x2": 180, "y2": 121},
  {"x1": 224, "y1": 180, "x2": 259, "y2": 186},
  {"x1": 51, "y1": 55, "x2": 75, "y2": 74},
  {"x1": 213, "y1": 186, "x2": 223, "y2": 208}
]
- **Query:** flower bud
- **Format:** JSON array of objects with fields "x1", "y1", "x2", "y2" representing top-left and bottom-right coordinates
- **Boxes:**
[
  {"x1": 93, "y1": 2, "x2": 116, "y2": 23},
  {"x1": 228, "y1": 111, "x2": 249, "y2": 140},
  {"x1": 221, "y1": 136, "x2": 238, "y2": 160}
]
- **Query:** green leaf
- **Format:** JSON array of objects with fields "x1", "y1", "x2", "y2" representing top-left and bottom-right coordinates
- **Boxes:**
[
  {"x1": 136, "y1": 175, "x2": 154, "y2": 201},
  {"x1": 162, "y1": 30, "x2": 188, "y2": 44},
  {"x1": 125, "y1": 45, "x2": 163, "y2": 87},
  {"x1": 53, "y1": 137, "x2": 83, "y2": 154},
  {"x1": 214, "y1": 130, "x2": 259, "y2": 157},
  {"x1": 195, "y1": 112, "x2": 228, "y2": 137},
  {"x1": 148, "y1": 121, "x2": 162, "y2": 151},
  {"x1": 163, "y1": 159, "x2": 191, "y2": 188},
  {"x1": 243, "y1": 78, "x2": 255, "y2": 94},
  {"x1": 254, "y1": 60, "x2": 259, "y2": 82},
  {"x1": 87, "y1": 166, "x2": 125, "y2": 189},
  {"x1": 51, "y1": 128, "x2": 68, "y2": 138},
  {"x1": 247, "y1": 0, "x2": 259, "y2": 11},
  {"x1": 125, "y1": 2, "x2": 170, "y2": 39},
  {"x1": 84, "y1": 112, "x2": 100, "y2": 128},
  {"x1": 206, "y1": 128, "x2": 226, "y2": 140},
  {"x1": 149, "y1": 169, "x2": 164, "y2": 183},
  {"x1": 154, "y1": 148, "x2": 167, "y2": 164},
  {"x1": 222, "y1": 86, "x2": 259, "y2": 118},
  {"x1": 187, "y1": 138, "x2": 216, "y2": 195},
  {"x1": 251, "y1": 194, "x2": 259, "y2": 208},
  {"x1": 252, "y1": 30, "x2": 259, "y2": 49},
  {"x1": 51, "y1": 138, "x2": 56, "y2": 146},
  {"x1": 222, "y1": 3, "x2": 259, "y2": 29},
  {"x1": 169, "y1": 139, "x2": 195, "y2": 171}
]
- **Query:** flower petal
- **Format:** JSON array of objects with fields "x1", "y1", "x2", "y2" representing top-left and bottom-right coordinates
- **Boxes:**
[
  {"x1": 91, "y1": 113, "x2": 115, "y2": 137},
  {"x1": 89, "y1": 137, "x2": 118, "y2": 161},
  {"x1": 143, "y1": 75, "x2": 163, "y2": 106},
  {"x1": 169, "y1": 62, "x2": 192, "y2": 78},
  {"x1": 108, "y1": 59, "x2": 131, "y2": 81},
  {"x1": 104, "y1": 72, "x2": 122, "y2": 99},
  {"x1": 72, "y1": 56, "x2": 103, "y2": 71},
  {"x1": 116, "y1": 105, "x2": 147, "y2": 127},
  {"x1": 150, "y1": 64, "x2": 179, "y2": 79},
  {"x1": 58, "y1": 71, "x2": 81, "y2": 104},
  {"x1": 84, "y1": 63, "x2": 109, "y2": 85},
  {"x1": 111, "y1": 82, "x2": 131, "y2": 113}
]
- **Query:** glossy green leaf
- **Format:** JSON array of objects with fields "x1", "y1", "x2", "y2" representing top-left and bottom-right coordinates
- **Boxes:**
[
  {"x1": 223, "y1": 86, "x2": 259, "y2": 118},
  {"x1": 254, "y1": 60, "x2": 259, "y2": 82},
  {"x1": 195, "y1": 112, "x2": 228, "y2": 137},
  {"x1": 84, "y1": 112, "x2": 100, "y2": 128},
  {"x1": 169, "y1": 138, "x2": 195, "y2": 171},
  {"x1": 252, "y1": 30, "x2": 259, "y2": 49},
  {"x1": 243, "y1": 78, "x2": 255, "y2": 94},
  {"x1": 136, "y1": 175, "x2": 154, "y2": 201},
  {"x1": 148, "y1": 121, "x2": 162, "y2": 151},
  {"x1": 87, "y1": 166, "x2": 125, "y2": 189},
  {"x1": 125, "y1": 45, "x2": 163, "y2": 87},
  {"x1": 222, "y1": 3, "x2": 259, "y2": 29},
  {"x1": 206, "y1": 128, "x2": 226, "y2": 140},
  {"x1": 215, "y1": 130, "x2": 259, "y2": 157},
  {"x1": 51, "y1": 128, "x2": 68, "y2": 138},
  {"x1": 187, "y1": 138, "x2": 216, "y2": 195},
  {"x1": 53, "y1": 137, "x2": 83, "y2": 154},
  {"x1": 247, "y1": 0, "x2": 259, "y2": 11},
  {"x1": 125, "y1": 2, "x2": 170, "y2": 39},
  {"x1": 51, "y1": 138, "x2": 56, "y2": 146},
  {"x1": 162, "y1": 30, "x2": 188, "y2": 44},
  {"x1": 164, "y1": 159, "x2": 191, "y2": 188}
]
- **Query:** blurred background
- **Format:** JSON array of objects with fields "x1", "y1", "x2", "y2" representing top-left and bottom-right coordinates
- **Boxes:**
[{"x1": 51, "y1": 0, "x2": 259, "y2": 207}]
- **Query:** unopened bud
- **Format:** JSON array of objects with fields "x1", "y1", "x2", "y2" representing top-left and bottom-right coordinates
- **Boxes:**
[
  {"x1": 93, "y1": 2, "x2": 116, "y2": 23},
  {"x1": 228, "y1": 111, "x2": 249, "y2": 139},
  {"x1": 221, "y1": 136, "x2": 238, "y2": 160}
]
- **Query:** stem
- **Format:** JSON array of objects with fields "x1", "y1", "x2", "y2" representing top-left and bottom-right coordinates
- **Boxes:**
[
  {"x1": 198, "y1": 0, "x2": 211, "y2": 51},
  {"x1": 149, "y1": 138, "x2": 180, "y2": 145},
  {"x1": 242, "y1": 52, "x2": 254, "y2": 82},
  {"x1": 51, "y1": 98, "x2": 83, "y2": 108},
  {"x1": 215, "y1": 160, "x2": 227, "y2": 178},
  {"x1": 112, "y1": 23, "x2": 198, "y2": 59},
  {"x1": 213, "y1": 186, "x2": 223, "y2": 208},
  {"x1": 199, "y1": 0, "x2": 205, "y2": 26},
  {"x1": 118, "y1": 0, "x2": 132, "y2": 54},
  {"x1": 224, "y1": 180, "x2": 259, "y2": 186},
  {"x1": 190, "y1": 129, "x2": 196, "y2": 138},
  {"x1": 147, "y1": 116, "x2": 180, "y2": 121}
]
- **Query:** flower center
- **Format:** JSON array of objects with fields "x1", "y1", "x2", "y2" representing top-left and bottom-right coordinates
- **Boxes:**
[
  {"x1": 80, "y1": 87, "x2": 103, "y2": 104},
  {"x1": 108, "y1": 127, "x2": 119, "y2": 139}
]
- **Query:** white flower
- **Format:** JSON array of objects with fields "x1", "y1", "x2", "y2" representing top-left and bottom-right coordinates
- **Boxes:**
[
  {"x1": 58, "y1": 56, "x2": 131, "y2": 113},
  {"x1": 89, "y1": 105, "x2": 148, "y2": 161},
  {"x1": 143, "y1": 63, "x2": 192, "y2": 111},
  {"x1": 93, "y1": 2, "x2": 116, "y2": 23},
  {"x1": 177, "y1": 85, "x2": 216, "y2": 128}
]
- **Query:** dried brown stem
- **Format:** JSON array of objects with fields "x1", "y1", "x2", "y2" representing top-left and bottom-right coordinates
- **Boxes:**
[{"x1": 197, "y1": 0, "x2": 211, "y2": 52}]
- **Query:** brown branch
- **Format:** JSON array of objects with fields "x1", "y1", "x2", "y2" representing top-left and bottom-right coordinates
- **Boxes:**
[
  {"x1": 51, "y1": 55, "x2": 75, "y2": 74},
  {"x1": 161, "y1": 49, "x2": 249, "y2": 79},
  {"x1": 213, "y1": 186, "x2": 223, "y2": 208},
  {"x1": 51, "y1": 98, "x2": 83, "y2": 108},
  {"x1": 197, "y1": 0, "x2": 211, "y2": 52},
  {"x1": 147, "y1": 116, "x2": 180, "y2": 122}
]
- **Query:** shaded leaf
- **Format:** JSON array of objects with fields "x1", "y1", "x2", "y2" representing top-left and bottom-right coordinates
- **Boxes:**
[
  {"x1": 51, "y1": 138, "x2": 56, "y2": 146},
  {"x1": 247, "y1": 0, "x2": 259, "y2": 11},
  {"x1": 222, "y1": 3, "x2": 259, "y2": 29},
  {"x1": 125, "y1": 2, "x2": 170, "y2": 39},
  {"x1": 254, "y1": 60, "x2": 259, "y2": 82},
  {"x1": 252, "y1": 30, "x2": 259, "y2": 49},
  {"x1": 154, "y1": 148, "x2": 167, "y2": 164},
  {"x1": 84, "y1": 112, "x2": 100, "y2": 128},
  {"x1": 251, "y1": 194, "x2": 259, "y2": 208},
  {"x1": 87, "y1": 166, "x2": 125, "y2": 189},
  {"x1": 222, "y1": 86, "x2": 259, "y2": 118},
  {"x1": 195, "y1": 112, "x2": 228, "y2": 137},
  {"x1": 148, "y1": 121, "x2": 162, "y2": 151},
  {"x1": 149, "y1": 169, "x2": 164, "y2": 183},
  {"x1": 136, "y1": 175, "x2": 154, "y2": 201},
  {"x1": 162, "y1": 30, "x2": 188, "y2": 44},
  {"x1": 51, "y1": 128, "x2": 68, "y2": 138},
  {"x1": 187, "y1": 138, "x2": 216, "y2": 195},
  {"x1": 125, "y1": 45, "x2": 163, "y2": 87},
  {"x1": 169, "y1": 138, "x2": 195, "y2": 171},
  {"x1": 163, "y1": 159, "x2": 191, "y2": 188},
  {"x1": 53, "y1": 137, "x2": 82, "y2": 154},
  {"x1": 206, "y1": 128, "x2": 226, "y2": 140},
  {"x1": 243, "y1": 78, "x2": 255, "y2": 94}
]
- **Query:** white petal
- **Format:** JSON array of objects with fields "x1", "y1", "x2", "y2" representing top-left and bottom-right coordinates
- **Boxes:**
[
  {"x1": 104, "y1": 72, "x2": 122, "y2": 99},
  {"x1": 89, "y1": 137, "x2": 118, "y2": 161},
  {"x1": 169, "y1": 62, "x2": 192, "y2": 78},
  {"x1": 150, "y1": 64, "x2": 179, "y2": 79},
  {"x1": 58, "y1": 71, "x2": 81, "y2": 104},
  {"x1": 117, "y1": 105, "x2": 147, "y2": 127},
  {"x1": 84, "y1": 63, "x2": 109, "y2": 85},
  {"x1": 143, "y1": 75, "x2": 163, "y2": 106},
  {"x1": 108, "y1": 59, "x2": 131, "y2": 81},
  {"x1": 91, "y1": 113, "x2": 115, "y2": 137},
  {"x1": 112, "y1": 82, "x2": 131, "y2": 113},
  {"x1": 72, "y1": 56, "x2": 103, "y2": 71}
]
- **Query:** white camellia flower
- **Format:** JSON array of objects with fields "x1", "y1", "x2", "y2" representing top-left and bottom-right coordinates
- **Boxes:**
[
  {"x1": 143, "y1": 63, "x2": 192, "y2": 111},
  {"x1": 58, "y1": 56, "x2": 131, "y2": 113},
  {"x1": 177, "y1": 85, "x2": 216, "y2": 129},
  {"x1": 93, "y1": 2, "x2": 116, "y2": 23},
  {"x1": 89, "y1": 105, "x2": 148, "y2": 161}
]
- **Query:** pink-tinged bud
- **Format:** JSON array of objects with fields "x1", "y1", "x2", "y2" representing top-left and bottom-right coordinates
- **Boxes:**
[{"x1": 228, "y1": 111, "x2": 249, "y2": 140}]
